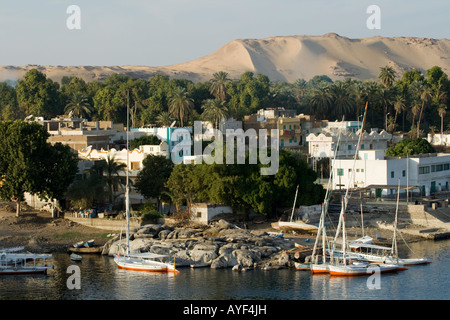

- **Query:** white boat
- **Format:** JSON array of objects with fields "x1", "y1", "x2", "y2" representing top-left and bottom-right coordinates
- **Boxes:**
[
  {"x1": 327, "y1": 262, "x2": 404, "y2": 276},
  {"x1": 272, "y1": 185, "x2": 319, "y2": 233},
  {"x1": 327, "y1": 103, "x2": 406, "y2": 277},
  {"x1": 348, "y1": 243, "x2": 431, "y2": 265},
  {"x1": 0, "y1": 253, "x2": 54, "y2": 275},
  {"x1": 113, "y1": 93, "x2": 179, "y2": 274},
  {"x1": 70, "y1": 253, "x2": 82, "y2": 261},
  {"x1": 115, "y1": 253, "x2": 179, "y2": 273}
]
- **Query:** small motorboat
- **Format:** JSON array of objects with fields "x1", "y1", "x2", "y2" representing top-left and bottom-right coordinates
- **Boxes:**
[
  {"x1": 84, "y1": 240, "x2": 95, "y2": 247},
  {"x1": 73, "y1": 241, "x2": 84, "y2": 248},
  {"x1": 70, "y1": 253, "x2": 82, "y2": 261}
]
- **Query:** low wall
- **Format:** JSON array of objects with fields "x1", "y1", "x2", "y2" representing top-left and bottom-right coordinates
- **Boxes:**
[{"x1": 65, "y1": 216, "x2": 140, "y2": 231}]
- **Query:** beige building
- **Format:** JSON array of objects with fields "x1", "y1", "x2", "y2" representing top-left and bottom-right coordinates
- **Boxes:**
[
  {"x1": 35, "y1": 116, "x2": 124, "y2": 152},
  {"x1": 243, "y1": 108, "x2": 302, "y2": 148}
]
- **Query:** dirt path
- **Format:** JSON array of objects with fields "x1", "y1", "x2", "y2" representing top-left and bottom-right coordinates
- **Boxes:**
[{"x1": 0, "y1": 202, "x2": 115, "y2": 253}]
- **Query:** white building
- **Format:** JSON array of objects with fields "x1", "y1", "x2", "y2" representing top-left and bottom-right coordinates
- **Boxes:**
[
  {"x1": 332, "y1": 150, "x2": 450, "y2": 197},
  {"x1": 306, "y1": 130, "x2": 392, "y2": 159},
  {"x1": 111, "y1": 126, "x2": 193, "y2": 163},
  {"x1": 77, "y1": 142, "x2": 169, "y2": 204},
  {"x1": 190, "y1": 203, "x2": 233, "y2": 224}
]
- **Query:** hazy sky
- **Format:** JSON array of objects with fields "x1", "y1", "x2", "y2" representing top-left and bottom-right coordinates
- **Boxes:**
[{"x1": 0, "y1": 0, "x2": 449, "y2": 66}]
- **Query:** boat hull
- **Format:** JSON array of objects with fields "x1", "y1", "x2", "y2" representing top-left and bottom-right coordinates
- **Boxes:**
[
  {"x1": 114, "y1": 256, "x2": 179, "y2": 273},
  {"x1": 310, "y1": 263, "x2": 329, "y2": 274},
  {"x1": 328, "y1": 263, "x2": 405, "y2": 276},
  {"x1": 0, "y1": 267, "x2": 52, "y2": 275}
]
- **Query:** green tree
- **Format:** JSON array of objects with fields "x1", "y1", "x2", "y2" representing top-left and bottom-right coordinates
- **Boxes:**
[
  {"x1": 130, "y1": 135, "x2": 162, "y2": 149},
  {"x1": 92, "y1": 155, "x2": 126, "y2": 204},
  {"x1": 379, "y1": 66, "x2": 396, "y2": 89},
  {"x1": 0, "y1": 121, "x2": 77, "y2": 215},
  {"x1": 201, "y1": 99, "x2": 228, "y2": 128},
  {"x1": 156, "y1": 111, "x2": 176, "y2": 127},
  {"x1": 16, "y1": 69, "x2": 61, "y2": 118},
  {"x1": 135, "y1": 155, "x2": 174, "y2": 211},
  {"x1": 209, "y1": 71, "x2": 230, "y2": 101},
  {"x1": 65, "y1": 93, "x2": 93, "y2": 118},
  {"x1": 169, "y1": 87, "x2": 194, "y2": 127},
  {"x1": 385, "y1": 138, "x2": 435, "y2": 157}
]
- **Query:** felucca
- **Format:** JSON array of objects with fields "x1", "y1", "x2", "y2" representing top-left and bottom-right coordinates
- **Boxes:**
[{"x1": 113, "y1": 91, "x2": 179, "y2": 274}]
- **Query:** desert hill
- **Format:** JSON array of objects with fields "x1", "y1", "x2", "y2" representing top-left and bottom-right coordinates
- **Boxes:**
[{"x1": 1, "y1": 33, "x2": 450, "y2": 83}]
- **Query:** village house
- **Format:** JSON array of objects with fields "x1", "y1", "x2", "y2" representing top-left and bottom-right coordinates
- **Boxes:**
[{"x1": 332, "y1": 149, "x2": 450, "y2": 198}]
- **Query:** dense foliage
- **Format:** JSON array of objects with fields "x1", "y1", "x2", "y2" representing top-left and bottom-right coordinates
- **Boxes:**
[
  {"x1": 1, "y1": 66, "x2": 449, "y2": 137},
  {"x1": 385, "y1": 138, "x2": 436, "y2": 157},
  {"x1": 164, "y1": 149, "x2": 325, "y2": 217},
  {"x1": 0, "y1": 121, "x2": 78, "y2": 215}
]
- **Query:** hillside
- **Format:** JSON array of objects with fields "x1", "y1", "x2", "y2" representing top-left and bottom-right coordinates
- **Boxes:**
[{"x1": 1, "y1": 33, "x2": 450, "y2": 83}]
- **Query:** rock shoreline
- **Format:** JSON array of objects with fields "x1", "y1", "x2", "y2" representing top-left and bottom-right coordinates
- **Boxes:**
[{"x1": 102, "y1": 219, "x2": 299, "y2": 270}]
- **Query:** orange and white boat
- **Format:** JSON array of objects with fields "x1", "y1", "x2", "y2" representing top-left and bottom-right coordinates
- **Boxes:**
[
  {"x1": 113, "y1": 96, "x2": 179, "y2": 274},
  {"x1": 327, "y1": 262, "x2": 406, "y2": 276},
  {"x1": 114, "y1": 252, "x2": 179, "y2": 273}
]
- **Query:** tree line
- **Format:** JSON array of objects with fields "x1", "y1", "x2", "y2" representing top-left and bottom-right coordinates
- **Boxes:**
[{"x1": 1, "y1": 66, "x2": 449, "y2": 137}]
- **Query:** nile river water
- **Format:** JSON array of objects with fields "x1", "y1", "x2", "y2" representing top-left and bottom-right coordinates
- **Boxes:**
[{"x1": 0, "y1": 239, "x2": 449, "y2": 301}]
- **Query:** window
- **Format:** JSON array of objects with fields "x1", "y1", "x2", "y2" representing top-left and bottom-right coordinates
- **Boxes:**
[
  {"x1": 436, "y1": 164, "x2": 443, "y2": 172},
  {"x1": 444, "y1": 163, "x2": 450, "y2": 170},
  {"x1": 361, "y1": 144, "x2": 365, "y2": 150},
  {"x1": 130, "y1": 162, "x2": 140, "y2": 171},
  {"x1": 419, "y1": 166, "x2": 430, "y2": 174},
  {"x1": 348, "y1": 145, "x2": 352, "y2": 150},
  {"x1": 391, "y1": 171, "x2": 395, "y2": 178},
  {"x1": 402, "y1": 170, "x2": 406, "y2": 177},
  {"x1": 337, "y1": 169, "x2": 344, "y2": 176}
]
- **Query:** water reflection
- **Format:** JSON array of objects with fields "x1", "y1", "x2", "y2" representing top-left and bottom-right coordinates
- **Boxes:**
[{"x1": 0, "y1": 239, "x2": 448, "y2": 300}]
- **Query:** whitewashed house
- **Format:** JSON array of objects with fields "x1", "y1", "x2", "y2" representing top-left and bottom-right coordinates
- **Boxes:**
[
  {"x1": 332, "y1": 150, "x2": 450, "y2": 197},
  {"x1": 190, "y1": 203, "x2": 233, "y2": 224},
  {"x1": 306, "y1": 130, "x2": 392, "y2": 160}
]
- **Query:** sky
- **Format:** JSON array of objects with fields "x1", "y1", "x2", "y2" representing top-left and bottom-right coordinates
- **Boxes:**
[{"x1": 0, "y1": 0, "x2": 449, "y2": 67}]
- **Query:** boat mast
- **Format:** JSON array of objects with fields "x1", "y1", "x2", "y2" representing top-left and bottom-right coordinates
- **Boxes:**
[
  {"x1": 392, "y1": 179, "x2": 400, "y2": 263},
  {"x1": 126, "y1": 90, "x2": 130, "y2": 255},
  {"x1": 332, "y1": 102, "x2": 368, "y2": 265},
  {"x1": 289, "y1": 185, "x2": 299, "y2": 222}
]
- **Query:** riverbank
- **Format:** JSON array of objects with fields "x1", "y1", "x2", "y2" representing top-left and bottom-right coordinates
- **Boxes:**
[
  {"x1": 0, "y1": 201, "x2": 441, "y2": 259},
  {"x1": 0, "y1": 203, "x2": 114, "y2": 253}
]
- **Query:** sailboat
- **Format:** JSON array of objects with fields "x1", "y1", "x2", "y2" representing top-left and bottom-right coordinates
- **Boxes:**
[
  {"x1": 347, "y1": 180, "x2": 431, "y2": 266},
  {"x1": 327, "y1": 103, "x2": 406, "y2": 276},
  {"x1": 309, "y1": 127, "x2": 343, "y2": 274},
  {"x1": 272, "y1": 185, "x2": 319, "y2": 233},
  {"x1": 113, "y1": 91, "x2": 179, "y2": 274}
]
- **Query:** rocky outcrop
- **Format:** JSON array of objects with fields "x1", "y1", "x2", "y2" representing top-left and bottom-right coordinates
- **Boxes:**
[{"x1": 102, "y1": 219, "x2": 298, "y2": 270}]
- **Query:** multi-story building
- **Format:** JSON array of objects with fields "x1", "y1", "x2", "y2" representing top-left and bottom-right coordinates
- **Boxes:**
[
  {"x1": 332, "y1": 149, "x2": 450, "y2": 197},
  {"x1": 306, "y1": 129, "x2": 392, "y2": 159},
  {"x1": 243, "y1": 108, "x2": 302, "y2": 148}
]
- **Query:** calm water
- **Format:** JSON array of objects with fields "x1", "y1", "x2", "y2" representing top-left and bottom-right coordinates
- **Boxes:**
[{"x1": 0, "y1": 239, "x2": 449, "y2": 301}]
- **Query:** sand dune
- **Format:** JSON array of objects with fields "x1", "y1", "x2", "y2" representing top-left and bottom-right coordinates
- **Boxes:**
[{"x1": 1, "y1": 33, "x2": 450, "y2": 83}]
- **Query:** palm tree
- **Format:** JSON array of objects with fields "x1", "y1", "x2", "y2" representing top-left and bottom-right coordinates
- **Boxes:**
[
  {"x1": 168, "y1": 87, "x2": 194, "y2": 127},
  {"x1": 65, "y1": 93, "x2": 92, "y2": 118},
  {"x1": 438, "y1": 104, "x2": 447, "y2": 135},
  {"x1": 201, "y1": 99, "x2": 228, "y2": 128},
  {"x1": 330, "y1": 81, "x2": 355, "y2": 120},
  {"x1": 377, "y1": 87, "x2": 396, "y2": 131},
  {"x1": 393, "y1": 95, "x2": 406, "y2": 131},
  {"x1": 156, "y1": 111, "x2": 176, "y2": 127},
  {"x1": 352, "y1": 82, "x2": 367, "y2": 121},
  {"x1": 92, "y1": 155, "x2": 127, "y2": 205},
  {"x1": 309, "y1": 84, "x2": 333, "y2": 120},
  {"x1": 415, "y1": 82, "x2": 432, "y2": 138},
  {"x1": 379, "y1": 66, "x2": 396, "y2": 89},
  {"x1": 209, "y1": 71, "x2": 230, "y2": 101}
]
